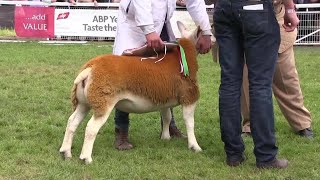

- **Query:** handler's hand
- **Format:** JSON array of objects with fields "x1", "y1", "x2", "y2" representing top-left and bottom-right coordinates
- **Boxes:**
[
  {"x1": 283, "y1": 11, "x2": 300, "y2": 32},
  {"x1": 196, "y1": 35, "x2": 212, "y2": 54},
  {"x1": 146, "y1": 32, "x2": 165, "y2": 49}
]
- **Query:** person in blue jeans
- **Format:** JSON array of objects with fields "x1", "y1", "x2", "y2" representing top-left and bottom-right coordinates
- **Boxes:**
[{"x1": 213, "y1": 0, "x2": 299, "y2": 168}]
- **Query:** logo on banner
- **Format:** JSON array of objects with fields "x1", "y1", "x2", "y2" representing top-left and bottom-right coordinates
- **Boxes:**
[
  {"x1": 14, "y1": 6, "x2": 54, "y2": 38},
  {"x1": 54, "y1": 9, "x2": 119, "y2": 37},
  {"x1": 57, "y1": 12, "x2": 70, "y2": 20}
]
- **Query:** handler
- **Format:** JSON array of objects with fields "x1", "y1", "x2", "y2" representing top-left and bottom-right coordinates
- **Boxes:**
[
  {"x1": 214, "y1": 0, "x2": 299, "y2": 168},
  {"x1": 112, "y1": 0, "x2": 212, "y2": 150}
]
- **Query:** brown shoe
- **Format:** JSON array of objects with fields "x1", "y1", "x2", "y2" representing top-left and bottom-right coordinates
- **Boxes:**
[
  {"x1": 114, "y1": 128, "x2": 133, "y2": 150},
  {"x1": 169, "y1": 126, "x2": 187, "y2": 138},
  {"x1": 257, "y1": 159, "x2": 289, "y2": 169},
  {"x1": 226, "y1": 154, "x2": 246, "y2": 167}
]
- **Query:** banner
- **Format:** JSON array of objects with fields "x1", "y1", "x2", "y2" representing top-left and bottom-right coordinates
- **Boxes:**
[
  {"x1": 54, "y1": 9, "x2": 118, "y2": 37},
  {"x1": 14, "y1": 6, "x2": 54, "y2": 38},
  {"x1": 0, "y1": 6, "x2": 15, "y2": 29},
  {"x1": 10, "y1": 6, "x2": 197, "y2": 39}
]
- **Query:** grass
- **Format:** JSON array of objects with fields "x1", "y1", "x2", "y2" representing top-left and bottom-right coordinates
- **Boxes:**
[
  {"x1": 0, "y1": 42, "x2": 319, "y2": 179},
  {"x1": 0, "y1": 28, "x2": 16, "y2": 37}
]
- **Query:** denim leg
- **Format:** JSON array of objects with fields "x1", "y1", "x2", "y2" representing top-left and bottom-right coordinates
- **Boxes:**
[
  {"x1": 114, "y1": 109, "x2": 129, "y2": 131},
  {"x1": 115, "y1": 107, "x2": 176, "y2": 131},
  {"x1": 214, "y1": 0, "x2": 280, "y2": 163},
  {"x1": 218, "y1": 41, "x2": 245, "y2": 158},
  {"x1": 243, "y1": 2, "x2": 280, "y2": 163},
  {"x1": 239, "y1": 0, "x2": 280, "y2": 163},
  {"x1": 214, "y1": 3, "x2": 245, "y2": 159}
]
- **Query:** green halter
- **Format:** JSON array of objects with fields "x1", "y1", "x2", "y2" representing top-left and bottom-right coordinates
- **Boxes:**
[{"x1": 178, "y1": 44, "x2": 189, "y2": 76}]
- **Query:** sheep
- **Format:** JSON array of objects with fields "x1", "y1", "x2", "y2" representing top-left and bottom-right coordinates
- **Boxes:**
[{"x1": 59, "y1": 21, "x2": 209, "y2": 164}]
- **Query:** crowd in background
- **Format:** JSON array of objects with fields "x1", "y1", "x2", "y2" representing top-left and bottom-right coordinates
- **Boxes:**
[
  {"x1": 0, "y1": 0, "x2": 319, "y2": 10},
  {"x1": 297, "y1": 0, "x2": 320, "y2": 4},
  {"x1": 0, "y1": 0, "x2": 319, "y2": 7},
  {"x1": 0, "y1": 0, "x2": 121, "y2": 3}
]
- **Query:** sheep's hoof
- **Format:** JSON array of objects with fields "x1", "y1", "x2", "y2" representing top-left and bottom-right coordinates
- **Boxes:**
[
  {"x1": 160, "y1": 135, "x2": 171, "y2": 140},
  {"x1": 79, "y1": 155, "x2": 92, "y2": 164},
  {"x1": 59, "y1": 150, "x2": 72, "y2": 160},
  {"x1": 189, "y1": 145, "x2": 202, "y2": 152}
]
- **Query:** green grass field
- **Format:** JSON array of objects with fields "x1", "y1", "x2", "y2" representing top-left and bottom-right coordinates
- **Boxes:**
[{"x1": 0, "y1": 42, "x2": 319, "y2": 179}]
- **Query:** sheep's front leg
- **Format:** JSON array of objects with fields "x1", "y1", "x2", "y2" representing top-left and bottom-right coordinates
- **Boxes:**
[
  {"x1": 59, "y1": 104, "x2": 90, "y2": 160},
  {"x1": 79, "y1": 107, "x2": 113, "y2": 164},
  {"x1": 182, "y1": 103, "x2": 202, "y2": 152},
  {"x1": 160, "y1": 108, "x2": 171, "y2": 140}
]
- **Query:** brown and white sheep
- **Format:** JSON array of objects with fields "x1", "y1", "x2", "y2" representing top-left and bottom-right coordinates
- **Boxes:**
[{"x1": 59, "y1": 21, "x2": 208, "y2": 164}]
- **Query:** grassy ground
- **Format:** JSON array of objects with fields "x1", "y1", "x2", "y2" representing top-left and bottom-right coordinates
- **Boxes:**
[
  {"x1": 0, "y1": 42, "x2": 319, "y2": 179},
  {"x1": 0, "y1": 28, "x2": 16, "y2": 37}
]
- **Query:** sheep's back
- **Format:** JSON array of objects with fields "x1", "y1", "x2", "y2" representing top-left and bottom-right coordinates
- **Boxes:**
[{"x1": 85, "y1": 49, "x2": 199, "y2": 105}]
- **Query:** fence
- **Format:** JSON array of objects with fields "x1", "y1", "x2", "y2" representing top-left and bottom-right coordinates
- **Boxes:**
[
  {"x1": 0, "y1": 1, "x2": 319, "y2": 45},
  {"x1": 296, "y1": 4, "x2": 320, "y2": 45}
]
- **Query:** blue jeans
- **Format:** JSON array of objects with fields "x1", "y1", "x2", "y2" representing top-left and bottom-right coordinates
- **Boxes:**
[
  {"x1": 214, "y1": 0, "x2": 280, "y2": 163},
  {"x1": 115, "y1": 108, "x2": 177, "y2": 131}
]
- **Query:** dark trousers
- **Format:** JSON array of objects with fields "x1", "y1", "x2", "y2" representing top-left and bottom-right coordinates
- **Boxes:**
[
  {"x1": 214, "y1": 0, "x2": 280, "y2": 163},
  {"x1": 115, "y1": 23, "x2": 176, "y2": 131}
]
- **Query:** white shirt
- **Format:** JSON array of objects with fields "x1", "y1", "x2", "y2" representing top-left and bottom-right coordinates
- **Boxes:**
[{"x1": 113, "y1": 0, "x2": 212, "y2": 55}]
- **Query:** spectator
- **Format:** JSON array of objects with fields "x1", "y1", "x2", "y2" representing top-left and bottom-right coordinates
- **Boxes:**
[
  {"x1": 176, "y1": 0, "x2": 186, "y2": 7},
  {"x1": 69, "y1": 0, "x2": 98, "y2": 6},
  {"x1": 98, "y1": 0, "x2": 121, "y2": 2},
  {"x1": 204, "y1": 0, "x2": 215, "y2": 4}
]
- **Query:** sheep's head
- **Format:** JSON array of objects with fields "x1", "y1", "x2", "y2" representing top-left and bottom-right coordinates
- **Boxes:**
[
  {"x1": 176, "y1": 21, "x2": 216, "y2": 46},
  {"x1": 177, "y1": 21, "x2": 218, "y2": 61}
]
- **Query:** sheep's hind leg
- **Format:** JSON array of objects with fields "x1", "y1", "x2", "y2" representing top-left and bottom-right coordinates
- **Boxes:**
[
  {"x1": 59, "y1": 104, "x2": 90, "y2": 160},
  {"x1": 79, "y1": 105, "x2": 114, "y2": 164},
  {"x1": 182, "y1": 103, "x2": 202, "y2": 152},
  {"x1": 160, "y1": 108, "x2": 171, "y2": 140}
]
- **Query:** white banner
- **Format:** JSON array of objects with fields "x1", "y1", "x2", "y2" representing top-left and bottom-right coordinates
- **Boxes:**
[
  {"x1": 53, "y1": 8, "x2": 198, "y2": 38},
  {"x1": 54, "y1": 9, "x2": 118, "y2": 37}
]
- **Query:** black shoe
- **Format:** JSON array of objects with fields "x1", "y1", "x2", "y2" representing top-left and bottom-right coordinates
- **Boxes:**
[
  {"x1": 257, "y1": 159, "x2": 289, "y2": 169},
  {"x1": 226, "y1": 154, "x2": 246, "y2": 167},
  {"x1": 298, "y1": 128, "x2": 313, "y2": 139}
]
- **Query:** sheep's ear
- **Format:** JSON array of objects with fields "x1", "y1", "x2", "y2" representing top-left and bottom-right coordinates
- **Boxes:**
[{"x1": 177, "y1": 21, "x2": 188, "y2": 38}]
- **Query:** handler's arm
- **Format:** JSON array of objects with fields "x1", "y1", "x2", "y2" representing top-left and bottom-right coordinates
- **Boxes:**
[
  {"x1": 132, "y1": 0, "x2": 163, "y2": 48},
  {"x1": 185, "y1": 0, "x2": 212, "y2": 54},
  {"x1": 282, "y1": 0, "x2": 300, "y2": 32}
]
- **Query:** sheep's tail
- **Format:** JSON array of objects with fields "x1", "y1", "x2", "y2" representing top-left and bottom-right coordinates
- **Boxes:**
[
  {"x1": 71, "y1": 68, "x2": 92, "y2": 111},
  {"x1": 71, "y1": 84, "x2": 78, "y2": 111}
]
